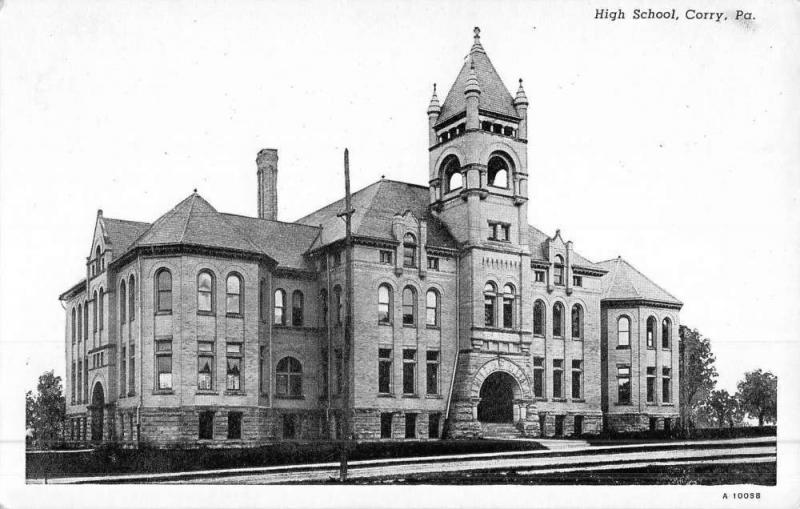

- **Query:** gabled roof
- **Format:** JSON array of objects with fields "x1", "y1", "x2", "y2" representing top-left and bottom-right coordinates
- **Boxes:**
[
  {"x1": 102, "y1": 218, "x2": 150, "y2": 253},
  {"x1": 597, "y1": 257, "x2": 682, "y2": 307},
  {"x1": 527, "y1": 225, "x2": 605, "y2": 272},
  {"x1": 222, "y1": 214, "x2": 319, "y2": 271},
  {"x1": 295, "y1": 179, "x2": 458, "y2": 251},
  {"x1": 437, "y1": 30, "x2": 519, "y2": 126},
  {"x1": 130, "y1": 193, "x2": 265, "y2": 255}
]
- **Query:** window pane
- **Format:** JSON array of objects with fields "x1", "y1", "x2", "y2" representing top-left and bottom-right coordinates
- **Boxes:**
[
  {"x1": 198, "y1": 292, "x2": 212, "y2": 312},
  {"x1": 199, "y1": 273, "x2": 212, "y2": 292},
  {"x1": 157, "y1": 356, "x2": 172, "y2": 389},
  {"x1": 227, "y1": 358, "x2": 241, "y2": 390},
  {"x1": 227, "y1": 295, "x2": 241, "y2": 314},
  {"x1": 290, "y1": 374, "x2": 303, "y2": 396},
  {"x1": 198, "y1": 357, "x2": 213, "y2": 390},
  {"x1": 226, "y1": 275, "x2": 240, "y2": 294},
  {"x1": 276, "y1": 374, "x2": 288, "y2": 396}
]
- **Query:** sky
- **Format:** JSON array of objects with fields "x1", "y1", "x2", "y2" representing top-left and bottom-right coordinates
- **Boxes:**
[{"x1": 1, "y1": 0, "x2": 798, "y2": 414}]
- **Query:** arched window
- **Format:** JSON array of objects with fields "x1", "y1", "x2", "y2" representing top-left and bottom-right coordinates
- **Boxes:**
[
  {"x1": 552, "y1": 302, "x2": 564, "y2": 337},
  {"x1": 662, "y1": 318, "x2": 672, "y2": 349},
  {"x1": 571, "y1": 304, "x2": 584, "y2": 339},
  {"x1": 156, "y1": 269, "x2": 172, "y2": 313},
  {"x1": 533, "y1": 300, "x2": 545, "y2": 336},
  {"x1": 334, "y1": 285, "x2": 343, "y2": 325},
  {"x1": 259, "y1": 279, "x2": 267, "y2": 321},
  {"x1": 83, "y1": 301, "x2": 88, "y2": 340},
  {"x1": 618, "y1": 316, "x2": 630, "y2": 347},
  {"x1": 402, "y1": 286, "x2": 417, "y2": 326},
  {"x1": 487, "y1": 153, "x2": 511, "y2": 188},
  {"x1": 502, "y1": 284, "x2": 515, "y2": 329},
  {"x1": 378, "y1": 284, "x2": 392, "y2": 325},
  {"x1": 128, "y1": 275, "x2": 135, "y2": 322},
  {"x1": 92, "y1": 290, "x2": 98, "y2": 332},
  {"x1": 119, "y1": 281, "x2": 127, "y2": 324},
  {"x1": 554, "y1": 255, "x2": 565, "y2": 286},
  {"x1": 403, "y1": 233, "x2": 417, "y2": 268},
  {"x1": 77, "y1": 304, "x2": 82, "y2": 341},
  {"x1": 646, "y1": 316, "x2": 657, "y2": 348},
  {"x1": 320, "y1": 288, "x2": 328, "y2": 327},
  {"x1": 197, "y1": 271, "x2": 214, "y2": 313},
  {"x1": 426, "y1": 289, "x2": 439, "y2": 327},
  {"x1": 95, "y1": 245, "x2": 101, "y2": 274},
  {"x1": 292, "y1": 290, "x2": 304, "y2": 326},
  {"x1": 273, "y1": 289, "x2": 286, "y2": 325},
  {"x1": 71, "y1": 308, "x2": 76, "y2": 343},
  {"x1": 441, "y1": 155, "x2": 462, "y2": 193},
  {"x1": 226, "y1": 273, "x2": 242, "y2": 315},
  {"x1": 98, "y1": 288, "x2": 104, "y2": 331},
  {"x1": 484, "y1": 282, "x2": 497, "y2": 327},
  {"x1": 276, "y1": 357, "x2": 303, "y2": 397}
]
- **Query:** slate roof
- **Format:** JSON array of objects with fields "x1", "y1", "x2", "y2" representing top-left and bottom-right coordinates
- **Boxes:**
[
  {"x1": 102, "y1": 218, "x2": 150, "y2": 253},
  {"x1": 295, "y1": 179, "x2": 458, "y2": 251},
  {"x1": 221, "y1": 214, "x2": 319, "y2": 270},
  {"x1": 437, "y1": 34, "x2": 520, "y2": 126},
  {"x1": 597, "y1": 257, "x2": 682, "y2": 306}
]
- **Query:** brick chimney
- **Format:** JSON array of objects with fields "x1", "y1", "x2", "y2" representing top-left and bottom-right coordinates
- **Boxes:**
[{"x1": 257, "y1": 149, "x2": 278, "y2": 221}]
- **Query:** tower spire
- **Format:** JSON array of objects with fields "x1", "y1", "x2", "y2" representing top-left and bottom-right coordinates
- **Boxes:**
[
  {"x1": 471, "y1": 26, "x2": 485, "y2": 54},
  {"x1": 514, "y1": 78, "x2": 529, "y2": 107},
  {"x1": 427, "y1": 83, "x2": 441, "y2": 115}
]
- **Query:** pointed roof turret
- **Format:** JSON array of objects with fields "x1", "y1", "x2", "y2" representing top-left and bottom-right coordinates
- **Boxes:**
[
  {"x1": 427, "y1": 83, "x2": 441, "y2": 115},
  {"x1": 514, "y1": 78, "x2": 529, "y2": 107},
  {"x1": 464, "y1": 62, "x2": 481, "y2": 95},
  {"x1": 436, "y1": 27, "x2": 519, "y2": 126}
]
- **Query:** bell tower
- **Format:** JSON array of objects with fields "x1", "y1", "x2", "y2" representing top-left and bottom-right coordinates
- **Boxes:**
[
  {"x1": 430, "y1": 28, "x2": 537, "y2": 438},
  {"x1": 428, "y1": 27, "x2": 530, "y2": 250}
]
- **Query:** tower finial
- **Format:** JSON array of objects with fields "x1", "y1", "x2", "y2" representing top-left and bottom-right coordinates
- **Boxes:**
[
  {"x1": 427, "y1": 82, "x2": 441, "y2": 115},
  {"x1": 514, "y1": 77, "x2": 529, "y2": 107},
  {"x1": 470, "y1": 26, "x2": 485, "y2": 54},
  {"x1": 465, "y1": 59, "x2": 481, "y2": 95},
  {"x1": 474, "y1": 26, "x2": 480, "y2": 41}
]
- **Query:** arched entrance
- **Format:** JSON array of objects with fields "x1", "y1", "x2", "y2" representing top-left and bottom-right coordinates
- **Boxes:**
[
  {"x1": 91, "y1": 382, "x2": 105, "y2": 441},
  {"x1": 477, "y1": 372, "x2": 517, "y2": 423}
]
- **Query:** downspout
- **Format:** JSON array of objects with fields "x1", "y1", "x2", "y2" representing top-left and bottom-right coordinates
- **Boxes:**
[
  {"x1": 137, "y1": 256, "x2": 143, "y2": 446},
  {"x1": 326, "y1": 252, "x2": 333, "y2": 426},
  {"x1": 444, "y1": 254, "x2": 460, "y2": 422},
  {"x1": 267, "y1": 271, "x2": 273, "y2": 409}
]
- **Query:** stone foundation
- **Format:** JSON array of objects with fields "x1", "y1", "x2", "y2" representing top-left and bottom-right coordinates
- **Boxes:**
[{"x1": 604, "y1": 413, "x2": 679, "y2": 433}]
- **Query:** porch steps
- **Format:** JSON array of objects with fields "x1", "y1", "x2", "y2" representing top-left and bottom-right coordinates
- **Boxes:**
[{"x1": 481, "y1": 422, "x2": 523, "y2": 440}]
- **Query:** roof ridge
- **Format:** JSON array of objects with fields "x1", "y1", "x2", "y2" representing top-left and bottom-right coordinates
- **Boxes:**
[
  {"x1": 220, "y1": 212, "x2": 320, "y2": 230},
  {"x1": 104, "y1": 217, "x2": 151, "y2": 226},
  {"x1": 130, "y1": 193, "x2": 195, "y2": 248},
  {"x1": 604, "y1": 258, "x2": 621, "y2": 299},
  {"x1": 179, "y1": 194, "x2": 198, "y2": 243},
  {"x1": 619, "y1": 258, "x2": 681, "y2": 303}
]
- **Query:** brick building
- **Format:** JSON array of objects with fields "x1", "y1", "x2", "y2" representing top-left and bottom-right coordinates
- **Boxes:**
[{"x1": 59, "y1": 28, "x2": 681, "y2": 446}]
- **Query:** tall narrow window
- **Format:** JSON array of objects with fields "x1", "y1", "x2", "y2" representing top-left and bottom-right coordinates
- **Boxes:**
[
  {"x1": 378, "y1": 348, "x2": 392, "y2": 394},
  {"x1": 646, "y1": 316, "x2": 656, "y2": 348},
  {"x1": 334, "y1": 285, "x2": 343, "y2": 326},
  {"x1": 662, "y1": 367, "x2": 672, "y2": 403},
  {"x1": 120, "y1": 346, "x2": 127, "y2": 398},
  {"x1": 227, "y1": 412, "x2": 242, "y2": 440},
  {"x1": 378, "y1": 285, "x2": 392, "y2": 325},
  {"x1": 259, "y1": 279, "x2": 267, "y2": 322},
  {"x1": 84, "y1": 357, "x2": 88, "y2": 400},
  {"x1": 617, "y1": 366, "x2": 631, "y2": 404},
  {"x1": 442, "y1": 155, "x2": 462, "y2": 193},
  {"x1": 156, "y1": 269, "x2": 172, "y2": 313},
  {"x1": 320, "y1": 288, "x2": 328, "y2": 327},
  {"x1": 226, "y1": 274, "x2": 242, "y2": 315},
  {"x1": 426, "y1": 351, "x2": 439, "y2": 395},
  {"x1": 334, "y1": 349, "x2": 343, "y2": 394},
  {"x1": 274, "y1": 289, "x2": 286, "y2": 325},
  {"x1": 83, "y1": 301, "x2": 88, "y2": 340},
  {"x1": 553, "y1": 359, "x2": 564, "y2": 398},
  {"x1": 425, "y1": 289, "x2": 439, "y2": 327},
  {"x1": 380, "y1": 413, "x2": 392, "y2": 439},
  {"x1": 129, "y1": 275, "x2": 135, "y2": 322},
  {"x1": 71, "y1": 308, "x2": 76, "y2": 343},
  {"x1": 403, "y1": 233, "x2": 417, "y2": 268},
  {"x1": 646, "y1": 366, "x2": 656, "y2": 403},
  {"x1": 533, "y1": 357, "x2": 544, "y2": 397},
  {"x1": 76, "y1": 360, "x2": 82, "y2": 404},
  {"x1": 259, "y1": 346, "x2": 266, "y2": 394},
  {"x1": 128, "y1": 346, "x2": 135, "y2": 396},
  {"x1": 533, "y1": 300, "x2": 545, "y2": 336},
  {"x1": 402, "y1": 349, "x2": 416, "y2": 395},
  {"x1": 199, "y1": 411, "x2": 214, "y2": 440},
  {"x1": 92, "y1": 290, "x2": 98, "y2": 332},
  {"x1": 71, "y1": 361, "x2": 76, "y2": 403},
  {"x1": 617, "y1": 316, "x2": 630, "y2": 347},
  {"x1": 571, "y1": 360, "x2": 583, "y2": 399},
  {"x1": 484, "y1": 282, "x2": 497, "y2": 327},
  {"x1": 662, "y1": 318, "x2": 672, "y2": 349},
  {"x1": 155, "y1": 339, "x2": 172, "y2": 390},
  {"x1": 95, "y1": 245, "x2": 101, "y2": 274},
  {"x1": 276, "y1": 357, "x2": 303, "y2": 397},
  {"x1": 552, "y1": 302, "x2": 564, "y2": 337},
  {"x1": 98, "y1": 288, "x2": 104, "y2": 331},
  {"x1": 198, "y1": 342, "x2": 214, "y2": 390},
  {"x1": 226, "y1": 343, "x2": 242, "y2": 391},
  {"x1": 77, "y1": 304, "x2": 83, "y2": 342},
  {"x1": 119, "y1": 281, "x2": 127, "y2": 324},
  {"x1": 402, "y1": 286, "x2": 416, "y2": 326},
  {"x1": 571, "y1": 304, "x2": 583, "y2": 339},
  {"x1": 291, "y1": 290, "x2": 304, "y2": 326},
  {"x1": 502, "y1": 284, "x2": 515, "y2": 328},
  {"x1": 554, "y1": 255, "x2": 565, "y2": 286},
  {"x1": 197, "y1": 271, "x2": 214, "y2": 313}
]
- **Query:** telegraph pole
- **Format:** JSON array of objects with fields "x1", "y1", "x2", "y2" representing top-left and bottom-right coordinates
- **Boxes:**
[{"x1": 338, "y1": 148, "x2": 355, "y2": 482}]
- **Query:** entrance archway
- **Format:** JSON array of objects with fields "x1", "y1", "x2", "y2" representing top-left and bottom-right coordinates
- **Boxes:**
[
  {"x1": 477, "y1": 372, "x2": 517, "y2": 423},
  {"x1": 91, "y1": 382, "x2": 105, "y2": 441}
]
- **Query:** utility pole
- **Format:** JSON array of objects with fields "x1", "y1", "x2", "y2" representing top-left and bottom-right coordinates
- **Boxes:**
[{"x1": 337, "y1": 148, "x2": 355, "y2": 482}]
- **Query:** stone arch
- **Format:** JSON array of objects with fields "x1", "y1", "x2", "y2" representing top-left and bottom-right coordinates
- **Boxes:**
[
  {"x1": 470, "y1": 357, "x2": 532, "y2": 400},
  {"x1": 481, "y1": 141, "x2": 522, "y2": 172}
]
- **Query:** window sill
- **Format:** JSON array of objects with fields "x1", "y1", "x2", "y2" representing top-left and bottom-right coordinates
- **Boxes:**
[
  {"x1": 226, "y1": 313, "x2": 243, "y2": 319},
  {"x1": 616, "y1": 346, "x2": 630, "y2": 350},
  {"x1": 572, "y1": 337, "x2": 583, "y2": 341},
  {"x1": 196, "y1": 390, "x2": 218, "y2": 395},
  {"x1": 553, "y1": 336, "x2": 564, "y2": 340},
  {"x1": 425, "y1": 325, "x2": 440, "y2": 330},
  {"x1": 152, "y1": 390, "x2": 174, "y2": 395},
  {"x1": 661, "y1": 403, "x2": 674, "y2": 406},
  {"x1": 534, "y1": 397, "x2": 547, "y2": 401},
  {"x1": 646, "y1": 402, "x2": 658, "y2": 406},
  {"x1": 425, "y1": 394, "x2": 442, "y2": 399},
  {"x1": 402, "y1": 324, "x2": 417, "y2": 329},
  {"x1": 552, "y1": 398, "x2": 567, "y2": 402},
  {"x1": 224, "y1": 391, "x2": 247, "y2": 396},
  {"x1": 661, "y1": 348, "x2": 672, "y2": 351},
  {"x1": 377, "y1": 393, "x2": 394, "y2": 398},
  {"x1": 533, "y1": 333, "x2": 544, "y2": 339},
  {"x1": 197, "y1": 310, "x2": 214, "y2": 317},
  {"x1": 402, "y1": 394, "x2": 419, "y2": 398},
  {"x1": 155, "y1": 311, "x2": 172, "y2": 316},
  {"x1": 647, "y1": 346, "x2": 655, "y2": 350},
  {"x1": 274, "y1": 394, "x2": 304, "y2": 400},
  {"x1": 615, "y1": 402, "x2": 633, "y2": 406},
  {"x1": 378, "y1": 322, "x2": 393, "y2": 326},
  {"x1": 571, "y1": 398, "x2": 586, "y2": 403},
  {"x1": 127, "y1": 392, "x2": 136, "y2": 397}
]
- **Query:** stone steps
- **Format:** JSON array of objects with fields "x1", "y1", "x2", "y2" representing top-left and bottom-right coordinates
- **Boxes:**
[{"x1": 481, "y1": 422, "x2": 522, "y2": 439}]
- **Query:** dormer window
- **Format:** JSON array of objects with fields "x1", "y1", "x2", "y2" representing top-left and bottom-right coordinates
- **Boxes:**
[
  {"x1": 403, "y1": 233, "x2": 417, "y2": 268},
  {"x1": 554, "y1": 255, "x2": 565, "y2": 286}
]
